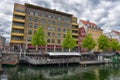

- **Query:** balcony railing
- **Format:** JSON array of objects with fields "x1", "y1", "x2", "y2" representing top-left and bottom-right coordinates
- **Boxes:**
[
  {"x1": 72, "y1": 28, "x2": 78, "y2": 31},
  {"x1": 72, "y1": 33, "x2": 78, "y2": 36},
  {"x1": 10, "y1": 40, "x2": 24, "y2": 43},
  {"x1": 13, "y1": 18, "x2": 25, "y2": 23},
  {"x1": 11, "y1": 32, "x2": 24, "y2": 36},
  {"x1": 13, "y1": 11, "x2": 25, "y2": 16},
  {"x1": 72, "y1": 23, "x2": 79, "y2": 26},
  {"x1": 12, "y1": 25, "x2": 24, "y2": 29}
]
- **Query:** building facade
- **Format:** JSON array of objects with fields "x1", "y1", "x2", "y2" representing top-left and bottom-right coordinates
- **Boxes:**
[
  {"x1": 0, "y1": 35, "x2": 6, "y2": 49},
  {"x1": 105, "y1": 30, "x2": 120, "y2": 42},
  {"x1": 78, "y1": 27, "x2": 87, "y2": 52},
  {"x1": 79, "y1": 20, "x2": 103, "y2": 52},
  {"x1": 10, "y1": 3, "x2": 79, "y2": 52}
]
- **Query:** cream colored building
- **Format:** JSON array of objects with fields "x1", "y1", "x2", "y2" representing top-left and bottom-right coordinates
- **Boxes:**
[
  {"x1": 10, "y1": 3, "x2": 79, "y2": 52},
  {"x1": 79, "y1": 20, "x2": 103, "y2": 52}
]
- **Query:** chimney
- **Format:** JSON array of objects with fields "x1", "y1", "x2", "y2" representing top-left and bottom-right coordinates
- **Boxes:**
[
  {"x1": 87, "y1": 19, "x2": 89, "y2": 22},
  {"x1": 54, "y1": 9, "x2": 56, "y2": 11}
]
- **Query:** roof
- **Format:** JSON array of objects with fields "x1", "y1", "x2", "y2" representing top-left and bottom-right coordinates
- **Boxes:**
[
  {"x1": 25, "y1": 3, "x2": 73, "y2": 17},
  {"x1": 81, "y1": 52, "x2": 91, "y2": 55},
  {"x1": 80, "y1": 20, "x2": 97, "y2": 27},
  {"x1": 112, "y1": 30, "x2": 120, "y2": 34},
  {"x1": 47, "y1": 52, "x2": 81, "y2": 56},
  {"x1": 98, "y1": 54, "x2": 114, "y2": 57},
  {"x1": 79, "y1": 27, "x2": 85, "y2": 30}
]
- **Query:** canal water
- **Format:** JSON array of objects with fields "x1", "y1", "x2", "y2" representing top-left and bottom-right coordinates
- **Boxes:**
[{"x1": 0, "y1": 64, "x2": 120, "y2": 80}]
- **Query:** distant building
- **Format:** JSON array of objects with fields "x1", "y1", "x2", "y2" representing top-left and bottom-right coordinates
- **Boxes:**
[
  {"x1": 78, "y1": 27, "x2": 87, "y2": 52},
  {"x1": 105, "y1": 30, "x2": 120, "y2": 42},
  {"x1": 0, "y1": 35, "x2": 6, "y2": 48},
  {"x1": 79, "y1": 20, "x2": 103, "y2": 52},
  {"x1": 10, "y1": 3, "x2": 79, "y2": 52}
]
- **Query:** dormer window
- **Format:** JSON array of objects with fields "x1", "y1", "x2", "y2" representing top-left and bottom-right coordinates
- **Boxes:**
[{"x1": 87, "y1": 24, "x2": 90, "y2": 27}]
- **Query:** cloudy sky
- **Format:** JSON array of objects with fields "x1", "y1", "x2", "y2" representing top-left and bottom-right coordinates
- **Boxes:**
[{"x1": 0, "y1": 0, "x2": 120, "y2": 42}]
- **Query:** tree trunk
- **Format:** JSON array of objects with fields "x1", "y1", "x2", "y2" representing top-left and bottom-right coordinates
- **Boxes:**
[
  {"x1": 69, "y1": 48, "x2": 71, "y2": 52},
  {"x1": 41, "y1": 46, "x2": 44, "y2": 54},
  {"x1": 36, "y1": 45, "x2": 38, "y2": 52}
]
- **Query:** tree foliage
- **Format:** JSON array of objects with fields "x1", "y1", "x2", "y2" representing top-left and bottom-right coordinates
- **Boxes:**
[
  {"x1": 98, "y1": 35, "x2": 109, "y2": 51},
  {"x1": 109, "y1": 39, "x2": 120, "y2": 51},
  {"x1": 31, "y1": 26, "x2": 47, "y2": 51},
  {"x1": 62, "y1": 31, "x2": 76, "y2": 51},
  {"x1": 82, "y1": 34, "x2": 96, "y2": 51}
]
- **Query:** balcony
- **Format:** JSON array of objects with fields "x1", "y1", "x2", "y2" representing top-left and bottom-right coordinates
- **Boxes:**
[
  {"x1": 72, "y1": 23, "x2": 79, "y2": 26},
  {"x1": 12, "y1": 25, "x2": 24, "y2": 29},
  {"x1": 76, "y1": 44, "x2": 79, "y2": 46},
  {"x1": 72, "y1": 28, "x2": 78, "y2": 31},
  {"x1": 10, "y1": 40, "x2": 24, "y2": 43},
  {"x1": 11, "y1": 33, "x2": 24, "y2": 36},
  {"x1": 13, "y1": 18, "x2": 25, "y2": 23},
  {"x1": 75, "y1": 39, "x2": 78, "y2": 41},
  {"x1": 72, "y1": 33, "x2": 78, "y2": 36},
  {"x1": 13, "y1": 11, "x2": 25, "y2": 16}
]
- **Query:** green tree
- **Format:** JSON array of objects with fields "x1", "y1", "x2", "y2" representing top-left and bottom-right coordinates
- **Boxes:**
[
  {"x1": 109, "y1": 39, "x2": 120, "y2": 52},
  {"x1": 31, "y1": 26, "x2": 47, "y2": 52},
  {"x1": 62, "y1": 31, "x2": 77, "y2": 52},
  {"x1": 98, "y1": 35, "x2": 109, "y2": 52},
  {"x1": 82, "y1": 34, "x2": 96, "y2": 52}
]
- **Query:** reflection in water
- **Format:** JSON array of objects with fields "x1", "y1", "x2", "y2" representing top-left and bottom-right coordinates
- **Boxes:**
[{"x1": 1, "y1": 64, "x2": 120, "y2": 80}]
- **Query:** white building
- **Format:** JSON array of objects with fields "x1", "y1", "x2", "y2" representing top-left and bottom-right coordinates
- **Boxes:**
[{"x1": 105, "y1": 30, "x2": 120, "y2": 42}]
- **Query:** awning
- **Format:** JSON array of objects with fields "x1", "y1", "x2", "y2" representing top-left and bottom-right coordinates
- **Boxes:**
[
  {"x1": 47, "y1": 52, "x2": 81, "y2": 56},
  {"x1": 98, "y1": 54, "x2": 114, "y2": 57}
]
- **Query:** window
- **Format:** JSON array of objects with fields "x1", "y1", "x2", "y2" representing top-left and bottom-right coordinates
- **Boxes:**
[
  {"x1": 28, "y1": 36, "x2": 32, "y2": 41},
  {"x1": 34, "y1": 18, "x2": 38, "y2": 22},
  {"x1": 58, "y1": 22, "x2": 61, "y2": 26},
  {"x1": 58, "y1": 28, "x2": 61, "y2": 32},
  {"x1": 35, "y1": 12, "x2": 38, "y2": 16},
  {"x1": 52, "y1": 39, "x2": 55, "y2": 43},
  {"x1": 48, "y1": 20, "x2": 51, "y2": 24},
  {"x1": 52, "y1": 16, "x2": 55, "y2": 19},
  {"x1": 48, "y1": 26, "x2": 51, "y2": 30},
  {"x1": 48, "y1": 32, "x2": 50, "y2": 36},
  {"x1": 52, "y1": 21, "x2": 55, "y2": 25},
  {"x1": 12, "y1": 36, "x2": 23, "y2": 40},
  {"x1": 58, "y1": 33, "x2": 61, "y2": 38},
  {"x1": 58, "y1": 17, "x2": 61, "y2": 20},
  {"x1": 14, "y1": 15, "x2": 24, "y2": 19},
  {"x1": 28, "y1": 23, "x2": 33, "y2": 28},
  {"x1": 42, "y1": 13, "x2": 45, "y2": 17},
  {"x1": 52, "y1": 33, "x2": 55, "y2": 37},
  {"x1": 29, "y1": 11, "x2": 33, "y2": 15},
  {"x1": 15, "y1": 9, "x2": 24, "y2": 13},
  {"x1": 67, "y1": 19, "x2": 70, "y2": 23},
  {"x1": 13, "y1": 22, "x2": 24, "y2": 26},
  {"x1": 63, "y1": 28, "x2": 66, "y2": 32},
  {"x1": 48, "y1": 15, "x2": 51, "y2": 18},
  {"x1": 58, "y1": 39, "x2": 61, "y2": 44},
  {"x1": 42, "y1": 19, "x2": 46, "y2": 23},
  {"x1": 73, "y1": 25, "x2": 77, "y2": 28},
  {"x1": 34, "y1": 24, "x2": 38, "y2": 29},
  {"x1": 29, "y1": 17, "x2": 33, "y2": 21},
  {"x1": 52, "y1": 27, "x2": 55, "y2": 30},
  {"x1": 12, "y1": 29, "x2": 24, "y2": 33},
  {"x1": 28, "y1": 30, "x2": 32, "y2": 35},
  {"x1": 47, "y1": 38, "x2": 50, "y2": 43},
  {"x1": 63, "y1": 34, "x2": 66, "y2": 38}
]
